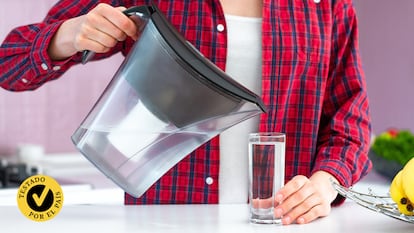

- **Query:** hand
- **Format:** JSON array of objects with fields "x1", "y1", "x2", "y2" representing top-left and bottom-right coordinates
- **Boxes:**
[
  {"x1": 273, "y1": 171, "x2": 339, "y2": 225},
  {"x1": 48, "y1": 3, "x2": 139, "y2": 60}
]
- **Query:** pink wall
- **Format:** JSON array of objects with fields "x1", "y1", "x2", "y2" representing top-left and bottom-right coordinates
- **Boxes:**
[
  {"x1": 1, "y1": 1, "x2": 414, "y2": 157},
  {"x1": 354, "y1": 0, "x2": 414, "y2": 135}
]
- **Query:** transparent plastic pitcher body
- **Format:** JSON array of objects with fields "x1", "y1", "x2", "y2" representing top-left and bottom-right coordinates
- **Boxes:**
[{"x1": 71, "y1": 5, "x2": 266, "y2": 198}]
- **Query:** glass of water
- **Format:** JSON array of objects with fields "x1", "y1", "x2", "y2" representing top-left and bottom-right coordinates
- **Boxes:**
[{"x1": 248, "y1": 132, "x2": 285, "y2": 224}]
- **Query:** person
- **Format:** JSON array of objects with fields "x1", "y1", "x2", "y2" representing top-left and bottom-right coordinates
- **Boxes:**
[{"x1": 0, "y1": 0, "x2": 372, "y2": 225}]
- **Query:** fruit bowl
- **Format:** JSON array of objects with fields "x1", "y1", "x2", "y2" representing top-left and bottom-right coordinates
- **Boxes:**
[{"x1": 331, "y1": 180, "x2": 414, "y2": 224}]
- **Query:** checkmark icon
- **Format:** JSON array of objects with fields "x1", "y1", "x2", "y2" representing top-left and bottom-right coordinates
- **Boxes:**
[
  {"x1": 17, "y1": 175, "x2": 64, "y2": 222},
  {"x1": 32, "y1": 187, "x2": 50, "y2": 207}
]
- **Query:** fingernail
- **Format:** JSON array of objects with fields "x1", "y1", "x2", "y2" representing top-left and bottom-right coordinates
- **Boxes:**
[
  {"x1": 297, "y1": 217, "x2": 305, "y2": 224},
  {"x1": 274, "y1": 208, "x2": 283, "y2": 218},
  {"x1": 275, "y1": 193, "x2": 283, "y2": 202},
  {"x1": 282, "y1": 216, "x2": 291, "y2": 225}
]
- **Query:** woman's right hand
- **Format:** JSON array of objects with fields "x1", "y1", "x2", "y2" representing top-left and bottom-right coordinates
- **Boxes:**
[{"x1": 48, "y1": 3, "x2": 139, "y2": 60}]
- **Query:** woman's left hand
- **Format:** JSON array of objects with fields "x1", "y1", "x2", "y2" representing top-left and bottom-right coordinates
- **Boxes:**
[{"x1": 273, "y1": 171, "x2": 339, "y2": 224}]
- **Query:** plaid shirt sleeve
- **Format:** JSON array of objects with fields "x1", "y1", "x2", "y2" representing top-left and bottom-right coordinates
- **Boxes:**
[
  {"x1": 0, "y1": 0, "x2": 127, "y2": 91},
  {"x1": 312, "y1": 0, "x2": 372, "y2": 189},
  {"x1": 0, "y1": 20, "x2": 67, "y2": 91}
]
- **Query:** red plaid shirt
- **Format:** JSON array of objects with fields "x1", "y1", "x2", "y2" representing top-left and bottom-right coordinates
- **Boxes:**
[{"x1": 0, "y1": 0, "x2": 372, "y2": 205}]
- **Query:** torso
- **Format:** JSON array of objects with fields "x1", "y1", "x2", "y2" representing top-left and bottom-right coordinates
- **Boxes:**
[{"x1": 217, "y1": 0, "x2": 263, "y2": 203}]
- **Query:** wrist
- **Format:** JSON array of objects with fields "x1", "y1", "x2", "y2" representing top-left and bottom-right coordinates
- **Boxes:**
[
  {"x1": 310, "y1": 171, "x2": 339, "y2": 203},
  {"x1": 47, "y1": 18, "x2": 81, "y2": 61}
]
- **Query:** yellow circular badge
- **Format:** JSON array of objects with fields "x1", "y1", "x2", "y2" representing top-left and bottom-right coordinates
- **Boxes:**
[{"x1": 16, "y1": 174, "x2": 64, "y2": 222}]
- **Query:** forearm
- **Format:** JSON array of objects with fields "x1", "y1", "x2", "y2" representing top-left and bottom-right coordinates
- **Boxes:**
[
  {"x1": 0, "y1": 0, "x2": 88, "y2": 91},
  {"x1": 48, "y1": 17, "x2": 84, "y2": 61},
  {"x1": 0, "y1": 22, "x2": 79, "y2": 91},
  {"x1": 0, "y1": 2, "x2": 134, "y2": 91}
]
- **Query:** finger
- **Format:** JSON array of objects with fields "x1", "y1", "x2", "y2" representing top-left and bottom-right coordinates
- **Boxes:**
[
  {"x1": 88, "y1": 21, "x2": 127, "y2": 46},
  {"x1": 275, "y1": 175, "x2": 308, "y2": 203},
  {"x1": 95, "y1": 4, "x2": 138, "y2": 39},
  {"x1": 281, "y1": 193, "x2": 321, "y2": 225},
  {"x1": 274, "y1": 178, "x2": 315, "y2": 218},
  {"x1": 86, "y1": 10, "x2": 129, "y2": 41},
  {"x1": 115, "y1": 6, "x2": 127, "y2": 11},
  {"x1": 294, "y1": 201, "x2": 331, "y2": 224},
  {"x1": 75, "y1": 36, "x2": 109, "y2": 53},
  {"x1": 76, "y1": 23, "x2": 118, "y2": 53},
  {"x1": 84, "y1": 32, "x2": 118, "y2": 52}
]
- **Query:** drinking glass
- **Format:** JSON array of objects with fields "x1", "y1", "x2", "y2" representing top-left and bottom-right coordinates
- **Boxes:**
[{"x1": 248, "y1": 132, "x2": 285, "y2": 224}]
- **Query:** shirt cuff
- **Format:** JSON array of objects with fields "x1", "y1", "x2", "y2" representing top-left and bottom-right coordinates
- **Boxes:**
[
  {"x1": 311, "y1": 160, "x2": 353, "y2": 206},
  {"x1": 27, "y1": 21, "x2": 79, "y2": 86}
]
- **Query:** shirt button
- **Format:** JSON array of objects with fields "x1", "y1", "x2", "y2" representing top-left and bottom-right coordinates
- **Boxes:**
[
  {"x1": 53, "y1": 66, "x2": 61, "y2": 71},
  {"x1": 21, "y1": 78, "x2": 28, "y2": 83},
  {"x1": 314, "y1": 0, "x2": 321, "y2": 3},
  {"x1": 217, "y1": 24, "x2": 225, "y2": 32},
  {"x1": 41, "y1": 63, "x2": 48, "y2": 71},
  {"x1": 205, "y1": 177, "x2": 214, "y2": 185}
]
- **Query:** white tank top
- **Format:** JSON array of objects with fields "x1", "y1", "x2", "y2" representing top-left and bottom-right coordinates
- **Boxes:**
[{"x1": 219, "y1": 14, "x2": 262, "y2": 203}]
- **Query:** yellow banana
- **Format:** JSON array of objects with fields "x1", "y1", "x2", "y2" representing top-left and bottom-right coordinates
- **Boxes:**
[
  {"x1": 389, "y1": 170, "x2": 414, "y2": 216},
  {"x1": 397, "y1": 202, "x2": 414, "y2": 216},
  {"x1": 401, "y1": 157, "x2": 414, "y2": 203},
  {"x1": 390, "y1": 171, "x2": 403, "y2": 202}
]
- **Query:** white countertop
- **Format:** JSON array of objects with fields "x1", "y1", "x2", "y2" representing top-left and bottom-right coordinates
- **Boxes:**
[{"x1": 1, "y1": 203, "x2": 413, "y2": 233}]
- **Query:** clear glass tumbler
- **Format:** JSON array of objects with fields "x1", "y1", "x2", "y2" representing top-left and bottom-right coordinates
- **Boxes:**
[{"x1": 248, "y1": 132, "x2": 285, "y2": 224}]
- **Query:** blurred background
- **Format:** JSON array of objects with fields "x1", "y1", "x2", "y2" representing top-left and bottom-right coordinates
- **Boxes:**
[{"x1": 1, "y1": 0, "x2": 413, "y2": 157}]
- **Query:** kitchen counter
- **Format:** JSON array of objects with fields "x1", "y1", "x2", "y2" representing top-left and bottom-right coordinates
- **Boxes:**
[{"x1": 2, "y1": 202, "x2": 413, "y2": 232}]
